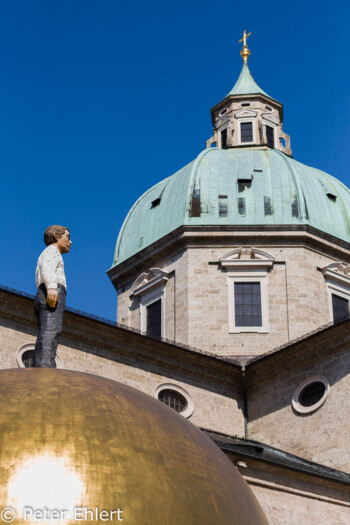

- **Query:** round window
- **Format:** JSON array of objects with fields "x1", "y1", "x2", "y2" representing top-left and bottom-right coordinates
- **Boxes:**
[
  {"x1": 292, "y1": 376, "x2": 329, "y2": 414},
  {"x1": 219, "y1": 108, "x2": 228, "y2": 116},
  {"x1": 159, "y1": 389, "x2": 188, "y2": 413},
  {"x1": 155, "y1": 384, "x2": 194, "y2": 418},
  {"x1": 16, "y1": 344, "x2": 62, "y2": 369},
  {"x1": 299, "y1": 382, "x2": 325, "y2": 407},
  {"x1": 265, "y1": 104, "x2": 273, "y2": 111},
  {"x1": 21, "y1": 349, "x2": 35, "y2": 368},
  {"x1": 240, "y1": 102, "x2": 251, "y2": 108}
]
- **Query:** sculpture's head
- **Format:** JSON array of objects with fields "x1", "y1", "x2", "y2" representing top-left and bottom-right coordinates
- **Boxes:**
[{"x1": 44, "y1": 225, "x2": 72, "y2": 254}]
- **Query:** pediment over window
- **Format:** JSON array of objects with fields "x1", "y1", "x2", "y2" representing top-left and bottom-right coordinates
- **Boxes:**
[
  {"x1": 322, "y1": 262, "x2": 350, "y2": 285},
  {"x1": 220, "y1": 247, "x2": 274, "y2": 269},
  {"x1": 234, "y1": 109, "x2": 257, "y2": 118},
  {"x1": 131, "y1": 268, "x2": 169, "y2": 297},
  {"x1": 262, "y1": 113, "x2": 279, "y2": 124},
  {"x1": 216, "y1": 116, "x2": 230, "y2": 130}
]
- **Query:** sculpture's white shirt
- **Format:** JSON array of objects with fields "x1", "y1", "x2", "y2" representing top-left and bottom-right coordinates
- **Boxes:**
[{"x1": 35, "y1": 245, "x2": 67, "y2": 290}]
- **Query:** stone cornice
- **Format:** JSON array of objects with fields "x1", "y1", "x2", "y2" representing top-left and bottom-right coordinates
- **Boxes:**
[{"x1": 108, "y1": 225, "x2": 350, "y2": 285}]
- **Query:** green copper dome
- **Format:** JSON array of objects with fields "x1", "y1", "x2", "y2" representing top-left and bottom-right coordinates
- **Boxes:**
[
  {"x1": 111, "y1": 149, "x2": 350, "y2": 268},
  {"x1": 227, "y1": 63, "x2": 272, "y2": 99}
]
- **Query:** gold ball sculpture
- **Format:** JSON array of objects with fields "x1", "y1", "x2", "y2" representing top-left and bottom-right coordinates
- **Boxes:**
[{"x1": 0, "y1": 369, "x2": 268, "y2": 524}]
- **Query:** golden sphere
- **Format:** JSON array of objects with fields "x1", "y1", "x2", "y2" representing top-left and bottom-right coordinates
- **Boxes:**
[{"x1": 0, "y1": 369, "x2": 268, "y2": 524}]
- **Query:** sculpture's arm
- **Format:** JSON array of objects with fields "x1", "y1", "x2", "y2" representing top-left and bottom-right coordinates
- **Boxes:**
[{"x1": 40, "y1": 248, "x2": 60, "y2": 307}]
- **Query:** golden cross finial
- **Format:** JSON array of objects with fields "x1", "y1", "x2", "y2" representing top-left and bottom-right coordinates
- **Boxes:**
[
  {"x1": 239, "y1": 30, "x2": 251, "y2": 47},
  {"x1": 239, "y1": 30, "x2": 251, "y2": 63}
]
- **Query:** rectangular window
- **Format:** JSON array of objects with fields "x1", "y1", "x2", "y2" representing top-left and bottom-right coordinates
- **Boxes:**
[
  {"x1": 332, "y1": 294, "x2": 349, "y2": 324},
  {"x1": 266, "y1": 125, "x2": 275, "y2": 148},
  {"x1": 240, "y1": 122, "x2": 253, "y2": 143},
  {"x1": 218, "y1": 195, "x2": 228, "y2": 217},
  {"x1": 238, "y1": 197, "x2": 246, "y2": 215},
  {"x1": 264, "y1": 196, "x2": 272, "y2": 216},
  {"x1": 234, "y1": 282, "x2": 262, "y2": 327},
  {"x1": 221, "y1": 128, "x2": 227, "y2": 149},
  {"x1": 146, "y1": 299, "x2": 162, "y2": 337},
  {"x1": 190, "y1": 188, "x2": 201, "y2": 217}
]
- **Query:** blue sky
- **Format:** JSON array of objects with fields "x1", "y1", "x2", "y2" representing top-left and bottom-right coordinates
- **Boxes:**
[{"x1": 1, "y1": 0, "x2": 349, "y2": 320}]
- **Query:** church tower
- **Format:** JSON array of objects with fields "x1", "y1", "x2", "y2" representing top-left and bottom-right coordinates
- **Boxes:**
[{"x1": 108, "y1": 34, "x2": 350, "y2": 358}]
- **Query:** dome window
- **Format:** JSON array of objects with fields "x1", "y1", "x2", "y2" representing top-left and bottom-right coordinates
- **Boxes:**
[
  {"x1": 151, "y1": 186, "x2": 167, "y2": 209},
  {"x1": 264, "y1": 196, "x2": 273, "y2": 216},
  {"x1": 219, "y1": 195, "x2": 228, "y2": 217},
  {"x1": 155, "y1": 384, "x2": 194, "y2": 418},
  {"x1": 238, "y1": 197, "x2": 246, "y2": 215},
  {"x1": 238, "y1": 176, "x2": 252, "y2": 192},
  {"x1": 240, "y1": 102, "x2": 251, "y2": 108},
  {"x1": 291, "y1": 196, "x2": 299, "y2": 218},
  {"x1": 190, "y1": 187, "x2": 201, "y2": 217},
  {"x1": 292, "y1": 376, "x2": 330, "y2": 414},
  {"x1": 219, "y1": 107, "x2": 228, "y2": 116},
  {"x1": 265, "y1": 105, "x2": 273, "y2": 112},
  {"x1": 151, "y1": 197, "x2": 161, "y2": 208},
  {"x1": 327, "y1": 193, "x2": 337, "y2": 202}
]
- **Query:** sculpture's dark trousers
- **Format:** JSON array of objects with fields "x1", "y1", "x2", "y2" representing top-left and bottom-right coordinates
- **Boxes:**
[{"x1": 33, "y1": 284, "x2": 66, "y2": 368}]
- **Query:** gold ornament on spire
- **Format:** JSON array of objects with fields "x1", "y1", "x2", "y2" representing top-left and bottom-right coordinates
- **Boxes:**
[{"x1": 239, "y1": 30, "x2": 251, "y2": 63}]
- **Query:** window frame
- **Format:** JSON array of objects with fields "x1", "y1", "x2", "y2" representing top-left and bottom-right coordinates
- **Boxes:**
[
  {"x1": 16, "y1": 343, "x2": 62, "y2": 368},
  {"x1": 131, "y1": 268, "x2": 168, "y2": 338},
  {"x1": 323, "y1": 263, "x2": 350, "y2": 323},
  {"x1": 238, "y1": 119, "x2": 255, "y2": 145},
  {"x1": 154, "y1": 383, "x2": 194, "y2": 418},
  {"x1": 328, "y1": 283, "x2": 350, "y2": 324},
  {"x1": 220, "y1": 248, "x2": 273, "y2": 334},
  {"x1": 292, "y1": 375, "x2": 330, "y2": 414},
  {"x1": 141, "y1": 288, "x2": 165, "y2": 337},
  {"x1": 266, "y1": 124, "x2": 275, "y2": 148},
  {"x1": 227, "y1": 274, "x2": 269, "y2": 333}
]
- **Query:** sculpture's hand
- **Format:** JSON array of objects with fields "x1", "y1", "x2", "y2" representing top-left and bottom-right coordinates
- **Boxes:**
[{"x1": 47, "y1": 289, "x2": 58, "y2": 308}]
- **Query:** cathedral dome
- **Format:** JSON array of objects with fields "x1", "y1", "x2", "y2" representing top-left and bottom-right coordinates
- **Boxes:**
[
  {"x1": 0, "y1": 369, "x2": 268, "y2": 524},
  {"x1": 112, "y1": 147, "x2": 350, "y2": 267}
]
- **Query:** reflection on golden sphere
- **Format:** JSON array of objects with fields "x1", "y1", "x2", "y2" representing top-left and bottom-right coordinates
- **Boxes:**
[{"x1": 0, "y1": 369, "x2": 268, "y2": 524}]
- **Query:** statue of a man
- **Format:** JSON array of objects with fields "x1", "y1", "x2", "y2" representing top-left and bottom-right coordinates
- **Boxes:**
[{"x1": 33, "y1": 225, "x2": 72, "y2": 367}]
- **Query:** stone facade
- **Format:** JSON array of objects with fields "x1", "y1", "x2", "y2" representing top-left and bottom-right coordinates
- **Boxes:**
[
  {"x1": 115, "y1": 229, "x2": 350, "y2": 357},
  {"x1": 1, "y1": 286, "x2": 350, "y2": 523},
  {"x1": 234, "y1": 460, "x2": 350, "y2": 525},
  {"x1": 247, "y1": 321, "x2": 350, "y2": 474},
  {"x1": 0, "y1": 288, "x2": 244, "y2": 438}
]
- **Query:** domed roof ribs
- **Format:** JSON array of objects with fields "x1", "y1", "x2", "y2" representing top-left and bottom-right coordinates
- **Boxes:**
[
  {"x1": 315, "y1": 168, "x2": 350, "y2": 237},
  {"x1": 275, "y1": 150, "x2": 309, "y2": 222}
]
